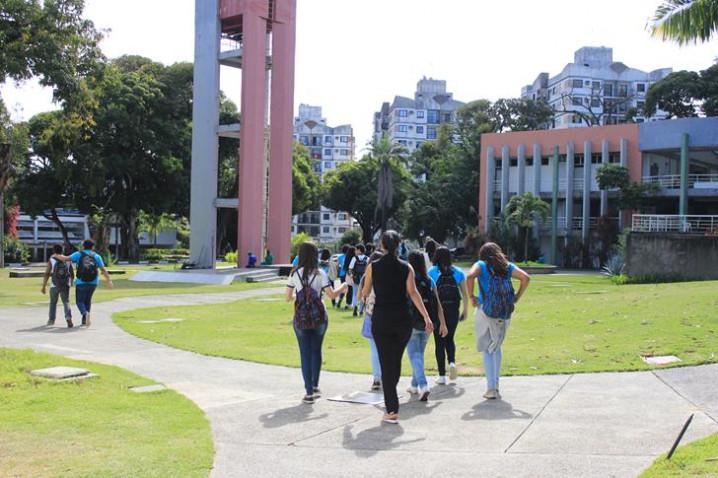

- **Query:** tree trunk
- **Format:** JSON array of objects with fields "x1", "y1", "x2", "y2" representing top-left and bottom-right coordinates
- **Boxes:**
[
  {"x1": 0, "y1": 191, "x2": 4, "y2": 269},
  {"x1": 46, "y1": 208, "x2": 72, "y2": 251},
  {"x1": 524, "y1": 227, "x2": 529, "y2": 263},
  {"x1": 125, "y1": 209, "x2": 141, "y2": 261}
]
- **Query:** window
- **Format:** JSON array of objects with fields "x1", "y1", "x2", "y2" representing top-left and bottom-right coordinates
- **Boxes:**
[
  {"x1": 398, "y1": 124, "x2": 408, "y2": 133},
  {"x1": 572, "y1": 97, "x2": 583, "y2": 106},
  {"x1": 427, "y1": 126, "x2": 437, "y2": 139},
  {"x1": 509, "y1": 158, "x2": 518, "y2": 167},
  {"x1": 338, "y1": 227, "x2": 347, "y2": 233},
  {"x1": 526, "y1": 157, "x2": 534, "y2": 166},
  {"x1": 584, "y1": 80, "x2": 591, "y2": 86},
  {"x1": 617, "y1": 84, "x2": 628, "y2": 97},
  {"x1": 590, "y1": 98, "x2": 600, "y2": 108},
  {"x1": 324, "y1": 148, "x2": 331, "y2": 156},
  {"x1": 338, "y1": 213, "x2": 347, "y2": 220},
  {"x1": 541, "y1": 157, "x2": 550, "y2": 166},
  {"x1": 609, "y1": 153, "x2": 621, "y2": 164},
  {"x1": 340, "y1": 136, "x2": 348, "y2": 143},
  {"x1": 322, "y1": 213, "x2": 330, "y2": 220},
  {"x1": 399, "y1": 109, "x2": 407, "y2": 117},
  {"x1": 398, "y1": 140, "x2": 407, "y2": 145},
  {"x1": 637, "y1": 101, "x2": 645, "y2": 109},
  {"x1": 341, "y1": 149, "x2": 349, "y2": 155},
  {"x1": 324, "y1": 161, "x2": 332, "y2": 169},
  {"x1": 300, "y1": 136, "x2": 309, "y2": 145},
  {"x1": 313, "y1": 163, "x2": 322, "y2": 173},
  {"x1": 572, "y1": 79, "x2": 583, "y2": 88},
  {"x1": 637, "y1": 83, "x2": 646, "y2": 93},
  {"x1": 427, "y1": 110, "x2": 439, "y2": 124},
  {"x1": 574, "y1": 154, "x2": 584, "y2": 167},
  {"x1": 322, "y1": 226, "x2": 330, "y2": 234},
  {"x1": 604, "y1": 84, "x2": 613, "y2": 96},
  {"x1": 416, "y1": 110, "x2": 425, "y2": 119},
  {"x1": 592, "y1": 81, "x2": 600, "y2": 90},
  {"x1": 591, "y1": 153, "x2": 602, "y2": 164},
  {"x1": 324, "y1": 136, "x2": 332, "y2": 145},
  {"x1": 416, "y1": 125, "x2": 424, "y2": 134}
]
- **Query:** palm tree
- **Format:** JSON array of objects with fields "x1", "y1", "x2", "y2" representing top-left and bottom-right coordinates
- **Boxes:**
[
  {"x1": 505, "y1": 193, "x2": 549, "y2": 262},
  {"x1": 368, "y1": 135, "x2": 406, "y2": 234},
  {"x1": 649, "y1": 0, "x2": 718, "y2": 44}
]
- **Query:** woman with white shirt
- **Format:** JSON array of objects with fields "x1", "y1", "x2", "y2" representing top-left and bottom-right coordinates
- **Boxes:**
[{"x1": 286, "y1": 242, "x2": 348, "y2": 404}]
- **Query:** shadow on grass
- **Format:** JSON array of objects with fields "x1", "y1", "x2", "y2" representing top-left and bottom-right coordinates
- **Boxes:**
[{"x1": 462, "y1": 399, "x2": 532, "y2": 421}]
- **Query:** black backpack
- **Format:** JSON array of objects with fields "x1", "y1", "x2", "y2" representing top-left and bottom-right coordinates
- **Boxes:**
[
  {"x1": 51, "y1": 259, "x2": 71, "y2": 287},
  {"x1": 436, "y1": 269, "x2": 461, "y2": 306},
  {"x1": 411, "y1": 277, "x2": 437, "y2": 330},
  {"x1": 352, "y1": 256, "x2": 368, "y2": 283},
  {"x1": 77, "y1": 252, "x2": 98, "y2": 282}
]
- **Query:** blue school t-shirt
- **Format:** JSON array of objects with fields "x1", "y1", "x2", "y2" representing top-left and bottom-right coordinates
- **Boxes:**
[
  {"x1": 292, "y1": 256, "x2": 299, "y2": 267},
  {"x1": 427, "y1": 265, "x2": 466, "y2": 287},
  {"x1": 337, "y1": 254, "x2": 346, "y2": 277},
  {"x1": 69, "y1": 251, "x2": 105, "y2": 286},
  {"x1": 474, "y1": 260, "x2": 516, "y2": 304}
]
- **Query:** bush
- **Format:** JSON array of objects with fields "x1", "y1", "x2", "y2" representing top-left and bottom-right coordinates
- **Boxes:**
[
  {"x1": 142, "y1": 248, "x2": 165, "y2": 262},
  {"x1": 339, "y1": 229, "x2": 362, "y2": 247},
  {"x1": 224, "y1": 250, "x2": 237, "y2": 264},
  {"x1": 3, "y1": 235, "x2": 30, "y2": 264},
  {"x1": 291, "y1": 233, "x2": 312, "y2": 257}
]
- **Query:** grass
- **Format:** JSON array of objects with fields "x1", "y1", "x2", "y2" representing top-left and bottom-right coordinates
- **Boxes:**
[
  {"x1": 0, "y1": 264, "x2": 271, "y2": 309},
  {"x1": 114, "y1": 275, "x2": 718, "y2": 376},
  {"x1": 639, "y1": 432, "x2": 718, "y2": 477},
  {"x1": 0, "y1": 348, "x2": 213, "y2": 478}
]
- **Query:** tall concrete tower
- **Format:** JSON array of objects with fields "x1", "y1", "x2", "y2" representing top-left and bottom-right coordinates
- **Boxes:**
[{"x1": 189, "y1": 0, "x2": 297, "y2": 268}]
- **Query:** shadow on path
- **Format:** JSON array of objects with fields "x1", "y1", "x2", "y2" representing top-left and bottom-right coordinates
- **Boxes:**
[
  {"x1": 15, "y1": 325, "x2": 81, "y2": 334},
  {"x1": 429, "y1": 383, "x2": 467, "y2": 400},
  {"x1": 342, "y1": 423, "x2": 425, "y2": 457},
  {"x1": 462, "y1": 400, "x2": 533, "y2": 421},
  {"x1": 259, "y1": 403, "x2": 328, "y2": 429}
]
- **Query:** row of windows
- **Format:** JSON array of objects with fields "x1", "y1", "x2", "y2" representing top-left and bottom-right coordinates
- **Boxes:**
[
  {"x1": 393, "y1": 109, "x2": 444, "y2": 124},
  {"x1": 396, "y1": 109, "x2": 426, "y2": 119},
  {"x1": 297, "y1": 135, "x2": 351, "y2": 146},
  {"x1": 323, "y1": 148, "x2": 350, "y2": 156},
  {"x1": 297, "y1": 212, "x2": 349, "y2": 223},
  {"x1": 561, "y1": 79, "x2": 647, "y2": 97},
  {"x1": 495, "y1": 153, "x2": 621, "y2": 168}
]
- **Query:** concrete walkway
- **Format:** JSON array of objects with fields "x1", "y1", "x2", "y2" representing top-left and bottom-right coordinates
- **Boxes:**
[{"x1": 1, "y1": 288, "x2": 716, "y2": 478}]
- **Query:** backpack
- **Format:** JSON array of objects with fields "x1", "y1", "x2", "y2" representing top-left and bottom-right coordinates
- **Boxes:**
[
  {"x1": 352, "y1": 256, "x2": 368, "y2": 283},
  {"x1": 77, "y1": 251, "x2": 99, "y2": 282},
  {"x1": 293, "y1": 272, "x2": 327, "y2": 330},
  {"x1": 411, "y1": 277, "x2": 437, "y2": 330},
  {"x1": 479, "y1": 267, "x2": 515, "y2": 320},
  {"x1": 436, "y1": 269, "x2": 461, "y2": 307},
  {"x1": 51, "y1": 259, "x2": 71, "y2": 288}
]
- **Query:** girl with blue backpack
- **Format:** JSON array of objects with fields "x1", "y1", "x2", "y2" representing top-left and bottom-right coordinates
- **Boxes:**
[
  {"x1": 286, "y1": 242, "x2": 349, "y2": 404},
  {"x1": 466, "y1": 242, "x2": 530, "y2": 400}
]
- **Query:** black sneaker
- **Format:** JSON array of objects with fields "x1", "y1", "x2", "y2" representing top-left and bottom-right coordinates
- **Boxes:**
[
  {"x1": 46, "y1": 320, "x2": 55, "y2": 326},
  {"x1": 302, "y1": 394, "x2": 315, "y2": 404},
  {"x1": 67, "y1": 318, "x2": 74, "y2": 328},
  {"x1": 312, "y1": 387, "x2": 322, "y2": 398},
  {"x1": 371, "y1": 380, "x2": 381, "y2": 391},
  {"x1": 352, "y1": 307, "x2": 358, "y2": 317},
  {"x1": 81, "y1": 314, "x2": 87, "y2": 326}
]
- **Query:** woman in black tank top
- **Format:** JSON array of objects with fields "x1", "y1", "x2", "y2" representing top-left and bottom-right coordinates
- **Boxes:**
[{"x1": 361, "y1": 230, "x2": 434, "y2": 423}]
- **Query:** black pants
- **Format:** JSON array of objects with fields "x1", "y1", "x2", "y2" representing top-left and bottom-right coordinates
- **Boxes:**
[
  {"x1": 372, "y1": 323, "x2": 411, "y2": 414},
  {"x1": 433, "y1": 305, "x2": 459, "y2": 376}
]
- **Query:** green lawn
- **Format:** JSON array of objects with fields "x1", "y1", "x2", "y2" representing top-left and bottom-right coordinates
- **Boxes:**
[
  {"x1": 0, "y1": 265, "x2": 271, "y2": 309},
  {"x1": 640, "y1": 432, "x2": 718, "y2": 477},
  {"x1": 0, "y1": 348, "x2": 213, "y2": 478},
  {"x1": 114, "y1": 275, "x2": 718, "y2": 376}
]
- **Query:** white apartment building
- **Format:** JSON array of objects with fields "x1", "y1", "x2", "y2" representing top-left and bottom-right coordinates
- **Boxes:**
[
  {"x1": 521, "y1": 47, "x2": 672, "y2": 129},
  {"x1": 373, "y1": 77, "x2": 465, "y2": 153},
  {"x1": 292, "y1": 104, "x2": 359, "y2": 242}
]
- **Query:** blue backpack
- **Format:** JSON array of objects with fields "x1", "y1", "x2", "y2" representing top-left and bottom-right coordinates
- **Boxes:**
[
  {"x1": 293, "y1": 273, "x2": 327, "y2": 330},
  {"x1": 480, "y1": 267, "x2": 515, "y2": 320}
]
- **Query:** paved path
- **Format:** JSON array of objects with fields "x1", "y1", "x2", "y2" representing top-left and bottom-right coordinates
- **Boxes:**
[{"x1": 1, "y1": 289, "x2": 717, "y2": 478}]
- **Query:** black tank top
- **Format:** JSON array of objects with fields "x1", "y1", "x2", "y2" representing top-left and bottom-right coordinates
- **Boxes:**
[{"x1": 372, "y1": 254, "x2": 411, "y2": 327}]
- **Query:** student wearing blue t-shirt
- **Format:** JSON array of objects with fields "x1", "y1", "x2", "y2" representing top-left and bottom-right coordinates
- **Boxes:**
[
  {"x1": 466, "y1": 242, "x2": 530, "y2": 400},
  {"x1": 427, "y1": 247, "x2": 469, "y2": 384},
  {"x1": 55, "y1": 239, "x2": 113, "y2": 327}
]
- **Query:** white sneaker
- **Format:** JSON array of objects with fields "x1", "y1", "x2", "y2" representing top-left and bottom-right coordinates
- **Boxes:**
[
  {"x1": 449, "y1": 363, "x2": 458, "y2": 381},
  {"x1": 406, "y1": 385, "x2": 418, "y2": 394},
  {"x1": 436, "y1": 376, "x2": 447, "y2": 385},
  {"x1": 419, "y1": 386, "x2": 430, "y2": 402},
  {"x1": 483, "y1": 389, "x2": 498, "y2": 400}
]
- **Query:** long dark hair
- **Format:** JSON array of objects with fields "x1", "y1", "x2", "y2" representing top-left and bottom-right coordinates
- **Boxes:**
[
  {"x1": 479, "y1": 242, "x2": 509, "y2": 277},
  {"x1": 381, "y1": 230, "x2": 401, "y2": 257},
  {"x1": 294, "y1": 242, "x2": 319, "y2": 281},
  {"x1": 408, "y1": 250, "x2": 429, "y2": 281},
  {"x1": 434, "y1": 246, "x2": 453, "y2": 275},
  {"x1": 343, "y1": 245, "x2": 356, "y2": 274},
  {"x1": 369, "y1": 251, "x2": 383, "y2": 262},
  {"x1": 424, "y1": 239, "x2": 437, "y2": 264}
]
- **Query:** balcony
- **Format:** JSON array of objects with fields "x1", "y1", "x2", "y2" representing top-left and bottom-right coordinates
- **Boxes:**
[
  {"x1": 632, "y1": 215, "x2": 718, "y2": 234},
  {"x1": 541, "y1": 217, "x2": 618, "y2": 231},
  {"x1": 642, "y1": 174, "x2": 718, "y2": 189}
]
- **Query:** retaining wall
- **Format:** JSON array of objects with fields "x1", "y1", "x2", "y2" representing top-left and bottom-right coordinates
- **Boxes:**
[{"x1": 625, "y1": 233, "x2": 718, "y2": 280}]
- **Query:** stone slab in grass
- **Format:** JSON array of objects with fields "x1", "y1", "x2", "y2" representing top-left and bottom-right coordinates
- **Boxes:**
[
  {"x1": 31, "y1": 366, "x2": 90, "y2": 379},
  {"x1": 130, "y1": 384, "x2": 167, "y2": 393},
  {"x1": 642, "y1": 355, "x2": 681, "y2": 366},
  {"x1": 137, "y1": 318, "x2": 185, "y2": 324}
]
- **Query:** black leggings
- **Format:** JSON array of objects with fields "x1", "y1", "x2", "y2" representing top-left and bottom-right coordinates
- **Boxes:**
[
  {"x1": 433, "y1": 306, "x2": 459, "y2": 376},
  {"x1": 373, "y1": 324, "x2": 412, "y2": 414}
]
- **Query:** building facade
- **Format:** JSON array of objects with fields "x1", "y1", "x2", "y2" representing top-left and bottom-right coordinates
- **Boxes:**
[
  {"x1": 292, "y1": 104, "x2": 359, "y2": 242},
  {"x1": 373, "y1": 77, "x2": 465, "y2": 153},
  {"x1": 521, "y1": 47, "x2": 672, "y2": 129},
  {"x1": 479, "y1": 117, "x2": 718, "y2": 265}
]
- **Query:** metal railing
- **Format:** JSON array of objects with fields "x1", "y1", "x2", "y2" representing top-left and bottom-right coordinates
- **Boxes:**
[
  {"x1": 558, "y1": 178, "x2": 585, "y2": 190},
  {"x1": 541, "y1": 217, "x2": 617, "y2": 231},
  {"x1": 642, "y1": 174, "x2": 718, "y2": 189},
  {"x1": 632, "y1": 214, "x2": 718, "y2": 234}
]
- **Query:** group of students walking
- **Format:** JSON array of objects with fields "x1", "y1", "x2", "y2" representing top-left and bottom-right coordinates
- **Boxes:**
[{"x1": 286, "y1": 232, "x2": 530, "y2": 424}]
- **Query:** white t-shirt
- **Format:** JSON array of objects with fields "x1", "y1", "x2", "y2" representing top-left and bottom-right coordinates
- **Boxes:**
[{"x1": 286, "y1": 268, "x2": 332, "y2": 297}]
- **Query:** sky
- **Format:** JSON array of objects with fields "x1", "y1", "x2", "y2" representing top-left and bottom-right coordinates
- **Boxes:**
[{"x1": 2, "y1": 0, "x2": 718, "y2": 152}]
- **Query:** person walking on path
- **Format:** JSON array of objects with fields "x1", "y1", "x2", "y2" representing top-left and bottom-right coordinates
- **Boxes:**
[
  {"x1": 334, "y1": 244, "x2": 349, "y2": 309},
  {"x1": 428, "y1": 246, "x2": 469, "y2": 384},
  {"x1": 286, "y1": 242, "x2": 348, "y2": 404},
  {"x1": 406, "y1": 251, "x2": 447, "y2": 401},
  {"x1": 360, "y1": 230, "x2": 434, "y2": 424},
  {"x1": 423, "y1": 238, "x2": 437, "y2": 271},
  {"x1": 348, "y1": 244, "x2": 368, "y2": 317},
  {"x1": 41, "y1": 244, "x2": 75, "y2": 328},
  {"x1": 342, "y1": 246, "x2": 356, "y2": 310},
  {"x1": 466, "y1": 242, "x2": 530, "y2": 400},
  {"x1": 358, "y1": 251, "x2": 384, "y2": 391},
  {"x1": 55, "y1": 239, "x2": 113, "y2": 327}
]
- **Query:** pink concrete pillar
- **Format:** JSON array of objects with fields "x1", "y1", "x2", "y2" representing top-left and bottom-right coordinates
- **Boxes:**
[
  {"x1": 267, "y1": 0, "x2": 296, "y2": 264},
  {"x1": 237, "y1": 12, "x2": 268, "y2": 265}
]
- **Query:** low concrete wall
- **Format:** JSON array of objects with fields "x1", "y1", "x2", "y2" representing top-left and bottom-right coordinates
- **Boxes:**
[{"x1": 626, "y1": 233, "x2": 718, "y2": 280}]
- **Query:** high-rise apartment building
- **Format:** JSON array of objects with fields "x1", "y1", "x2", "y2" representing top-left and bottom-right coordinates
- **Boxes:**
[
  {"x1": 373, "y1": 77, "x2": 465, "y2": 153},
  {"x1": 521, "y1": 47, "x2": 672, "y2": 129},
  {"x1": 292, "y1": 104, "x2": 358, "y2": 241}
]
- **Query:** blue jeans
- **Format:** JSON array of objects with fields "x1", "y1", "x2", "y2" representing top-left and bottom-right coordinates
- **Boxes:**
[
  {"x1": 49, "y1": 287, "x2": 72, "y2": 322},
  {"x1": 368, "y1": 337, "x2": 381, "y2": 380},
  {"x1": 294, "y1": 322, "x2": 327, "y2": 395},
  {"x1": 407, "y1": 329, "x2": 429, "y2": 388},
  {"x1": 483, "y1": 348, "x2": 503, "y2": 390},
  {"x1": 75, "y1": 284, "x2": 97, "y2": 317}
]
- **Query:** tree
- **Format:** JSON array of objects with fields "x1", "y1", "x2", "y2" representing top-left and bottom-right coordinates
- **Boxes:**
[
  {"x1": 0, "y1": 99, "x2": 28, "y2": 267},
  {"x1": 644, "y1": 70, "x2": 702, "y2": 117},
  {"x1": 292, "y1": 142, "x2": 320, "y2": 215},
  {"x1": 596, "y1": 164, "x2": 658, "y2": 211},
  {"x1": 369, "y1": 135, "x2": 407, "y2": 233},
  {"x1": 138, "y1": 210, "x2": 177, "y2": 247},
  {"x1": 649, "y1": 0, "x2": 718, "y2": 45},
  {"x1": 504, "y1": 193, "x2": 549, "y2": 263},
  {"x1": 0, "y1": 0, "x2": 103, "y2": 109},
  {"x1": 490, "y1": 98, "x2": 554, "y2": 132},
  {"x1": 553, "y1": 83, "x2": 637, "y2": 126}
]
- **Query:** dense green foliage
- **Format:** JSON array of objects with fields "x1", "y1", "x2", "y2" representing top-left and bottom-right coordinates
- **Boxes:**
[
  {"x1": 649, "y1": 0, "x2": 718, "y2": 45},
  {"x1": 645, "y1": 63, "x2": 718, "y2": 117},
  {"x1": 596, "y1": 164, "x2": 658, "y2": 211},
  {"x1": 291, "y1": 143, "x2": 320, "y2": 215}
]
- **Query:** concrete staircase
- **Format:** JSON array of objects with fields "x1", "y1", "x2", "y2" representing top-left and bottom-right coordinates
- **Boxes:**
[{"x1": 238, "y1": 268, "x2": 280, "y2": 283}]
